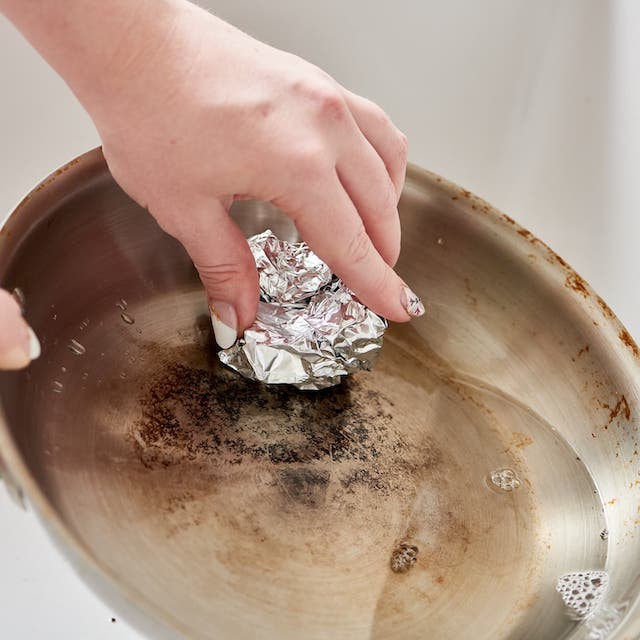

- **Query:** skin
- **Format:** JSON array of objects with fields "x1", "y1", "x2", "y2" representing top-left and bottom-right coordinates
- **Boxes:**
[{"x1": 0, "y1": 0, "x2": 421, "y2": 368}]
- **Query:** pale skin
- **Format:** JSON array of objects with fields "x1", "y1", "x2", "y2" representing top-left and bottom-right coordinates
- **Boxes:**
[{"x1": 0, "y1": 0, "x2": 424, "y2": 367}]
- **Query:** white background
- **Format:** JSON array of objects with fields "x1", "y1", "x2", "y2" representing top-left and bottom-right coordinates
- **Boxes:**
[{"x1": 1, "y1": 1, "x2": 638, "y2": 638}]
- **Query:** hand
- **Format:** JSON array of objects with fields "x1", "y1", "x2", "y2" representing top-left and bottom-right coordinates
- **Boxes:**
[
  {"x1": 0, "y1": 290, "x2": 40, "y2": 369},
  {"x1": 1, "y1": 0, "x2": 425, "y2": 350}
]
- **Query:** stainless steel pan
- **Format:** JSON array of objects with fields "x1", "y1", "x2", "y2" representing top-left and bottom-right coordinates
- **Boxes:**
[{"x1": 1, "y1": 148, "x2": 639, "y2": 639}]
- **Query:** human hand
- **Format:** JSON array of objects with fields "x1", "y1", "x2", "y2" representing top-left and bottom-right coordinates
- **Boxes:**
[
  {"x1": 0, "y1": 290, "x2": 40, "y2": 369},
  {"x1": 1, "y1": 0, "x2": 425, "y2": 350}
]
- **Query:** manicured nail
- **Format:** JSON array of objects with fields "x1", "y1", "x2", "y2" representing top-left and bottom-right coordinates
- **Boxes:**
[
  {"x1": 401, "y1": 286, "x2": 425, "y2": 317},
  {"x1": 28, "y1": 327, "x2": 41, "y2": 360},
  {"x1": 210, "y1": 301, "x2": 238, "y2": 348}
]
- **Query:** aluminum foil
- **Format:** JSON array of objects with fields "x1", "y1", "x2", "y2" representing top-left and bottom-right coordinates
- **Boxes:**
[{"x1": 218, "y1": 230, "x2": 387, "y2": 390}]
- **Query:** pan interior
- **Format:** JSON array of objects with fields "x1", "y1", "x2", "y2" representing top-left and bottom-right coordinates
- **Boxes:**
[
  {"x1": 14, "y1": 288, "x2": 604, "y2": 640},
  {"x1": 0, "y1": 164, "x2": 629, "y2": 640}
]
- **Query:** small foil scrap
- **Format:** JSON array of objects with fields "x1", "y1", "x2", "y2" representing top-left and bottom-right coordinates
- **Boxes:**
[{"x1": 218, "y1": 230, "x2": 387, "y2": 390}]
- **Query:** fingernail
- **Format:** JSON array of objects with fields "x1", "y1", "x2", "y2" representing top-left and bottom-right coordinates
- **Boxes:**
[
  {"x1": 210, "y1": 301, "x2": 238, "y2": 348},
  {"x1": 401, "y1": 286, "x2": 425, "y2": 318},
  {"x1": 28, "y1": 327, "x2": 41, "y2": 360},
  {"x1": 2, "y1": 326, "x2": 40, "y2": 369}
]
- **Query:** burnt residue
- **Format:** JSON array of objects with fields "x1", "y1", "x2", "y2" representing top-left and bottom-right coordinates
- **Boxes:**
[
  {"x1": 597, "y1": 296, "x2": 615, "y2": 319},
  {"x1": 599, "y1": 394, "x2": 632, "y2": 432},
  {"x1": 620, "y1": 329, "x2": 640, "y2": 358},
  {"x1": 277, "y1": 468, "x2": 330, "y2": 508},
  {"x1": 565, "y1": 273, "x2": 590, "y2": 298},
  {"x1": 340, "y1": 467, "x2": 391, "y2": 494},
  {"x1": 390, "y1": 543, "x2": 419, "y2": 574},
  {"x1": 129, "y1": 359, "x2": 418, "y2": 504},
  {"x1": 605, "y1": 395, "x2": 631, "y2": 422},
  {"x1": 553, "y1": 253, "x2": 571, "y2": 269},
  {"x1": 132, "y1": 362, "x2": 390, "y2": 466},
  {"x1": 577, "y1": 345, "x2": 590, "y2": 358}
]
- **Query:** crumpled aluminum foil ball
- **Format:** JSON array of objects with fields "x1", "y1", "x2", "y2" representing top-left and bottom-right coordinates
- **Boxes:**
[{"x1": 217, "y1": 229, "x2": 387, "y2": 390}]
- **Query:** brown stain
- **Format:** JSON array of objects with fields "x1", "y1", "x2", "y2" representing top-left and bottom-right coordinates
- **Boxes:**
[
  {"x1": 554, "y1": 254, "x2": 569, "y2": 268},
  {"x1": 116, "y1": 329, "x2": 544, "y2": 635},
  {"x1": 620, "y1": 329, "x2": 640, "y2": 358},
  {"x1": 565, "y1": 273, "x2": 590, "y2": 298},
  {"x1": 602, "y1": 395, "x2": 632, "y2": 425},
  {"x1": 502, "y1": 214, "x2": 516, "y2": 225},
  {"x1": 597, "y1": 296, "x2": 615, "y2": 319},
  {"x1": 517, "y1": 228, "x2": 533, "y2": 240},
  {"x1": 509, "y1": 432, "x2": 533, "y2": 450},
  {"x1": 452, "y1": 186, "x2": 493, "y2": 214},
  {"x1": 278, "y1": 468, "x2": 330, "y2": 508},
  {"x1": 13, "y1": 194, "x2": 31, "y2": 212},
  {"x1": 577, "y1": 345, "x2": 590, "y2": 358},
  {"x1": 128, "y1": 352, "x2": 441, "y2": 517},
  {"x1": 516, "y1": 592, "x2": 540, "y2": 613},
  {"x1": 608, "y1": 498, "x2": 617, "y2": 506}
]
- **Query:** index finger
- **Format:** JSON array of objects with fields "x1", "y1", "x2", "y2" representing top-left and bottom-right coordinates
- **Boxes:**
[{"x1": 275, "y1": 175, "x2": 424, "y2": 323}]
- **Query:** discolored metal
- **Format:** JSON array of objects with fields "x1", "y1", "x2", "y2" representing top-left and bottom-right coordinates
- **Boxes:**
[{"x1": 0, "y1": 148, "x2": 640, "y2": 639}]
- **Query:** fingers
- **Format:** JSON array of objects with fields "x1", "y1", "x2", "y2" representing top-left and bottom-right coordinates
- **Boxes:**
[
  {"x1": 336, "y1": 136, "x2": 401, "y2": 266},
  {"x1": 0, "y1": 290, "x2": 40, "y2": 370},
  {"x1": 276, "y1": 177, "x2": 424, "y2": 323},
  {"x1": 342, "y1": 90, "x2": 408, "y2": 201},
  {"x1": 151, "y1": 198, "x2": 259, "y2": 348}
]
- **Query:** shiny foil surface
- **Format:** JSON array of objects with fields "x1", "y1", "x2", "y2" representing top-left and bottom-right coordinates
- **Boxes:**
[{"x1": 218, "y1": 230, "x2": 387, "y2": 390}]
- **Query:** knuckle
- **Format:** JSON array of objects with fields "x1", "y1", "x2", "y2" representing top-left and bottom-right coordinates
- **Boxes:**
[
  {"x1": 397, "y1": 131, "x2": 409, "y2": 160},
  {"x1": 303, "y1": 82, "x2": 347, "y2": 121},
  {"x1": 196, "y1": 261, "x2": 254, "y2": 288},
  {"x1": 346, "y1": 225, "x2": 373, "y2": 266},
  {"x1": 370, "y1": 103, "x2": 391, "y2": 128}
]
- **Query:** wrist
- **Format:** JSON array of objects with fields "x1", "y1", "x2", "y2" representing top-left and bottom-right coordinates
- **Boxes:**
[
  {"x1": 1, "y1": 0, "x2": 194, "y2": 127},
  {"x1": 74, "y1": 0, "x2": 191, "y2": 123}
]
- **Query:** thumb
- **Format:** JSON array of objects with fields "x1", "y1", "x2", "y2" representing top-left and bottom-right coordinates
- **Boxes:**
[
  {"x1": 151, "y1": 198, "x2": 259, "y2": 348},
  {"x1": 0, "y1": 290, "x2": 41, "y2": 370}
]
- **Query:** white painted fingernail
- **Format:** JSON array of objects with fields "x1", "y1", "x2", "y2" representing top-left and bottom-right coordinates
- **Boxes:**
[
  {"x1": 401, "y1": 286, "x2": 425, "y2": 318},
  {"x1": 28, "y1": 327, "x2": 41, "y2": 360},
  {"x1": 210, "y1": 301, "x2": 238, "y2": 349}
]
